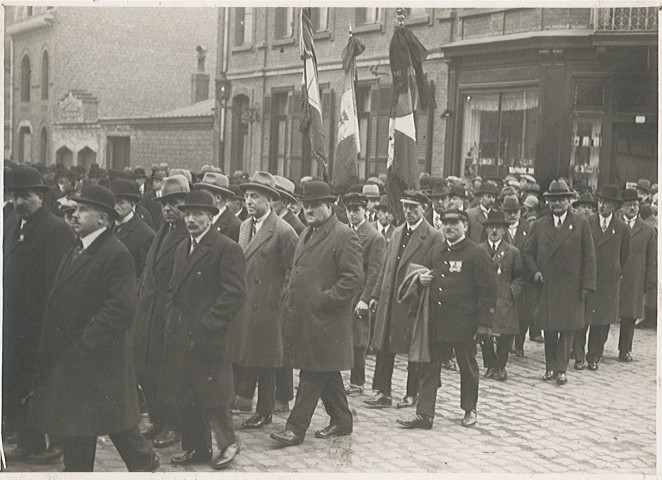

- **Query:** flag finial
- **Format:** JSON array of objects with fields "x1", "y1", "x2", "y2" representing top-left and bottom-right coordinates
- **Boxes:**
[{"x1": 396, "y1": 8, "x2": 406, "y2": 26}]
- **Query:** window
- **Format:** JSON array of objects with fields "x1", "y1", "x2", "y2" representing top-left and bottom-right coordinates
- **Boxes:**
[
  {"x1": 26, "y1": 6, "x2": 33, "y2": 17},
  {"x1": 311, "y1": 8, "x2": 329, "y2": 33},
  {"x1": 274, "y1": 7, "x2": 294, "y2": 39},
  {"x1": 20, "y1": 55, "x2": 31, "y2": 102},
  {"x1": 405, "y1": 8, "x2": 428, "y2": 18},
  {"x1": 269, "y1": 92, "x2": 289, "y2": 175},
  {"x1": 461, "y1": 90, "x2": 539, "y2": 178},
  {"x1": 41, "y1": 50, "x2": 49, "y2": 100},
  {"x1": 355, "y1": 8, "x2": 381, "y2": 25},
  {"x1": 234, "y1": 7, "x2": 253, "y2": 46}
]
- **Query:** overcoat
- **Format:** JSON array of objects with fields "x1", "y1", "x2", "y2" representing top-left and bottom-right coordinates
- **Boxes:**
[
  {"x1": 141, "y1": 192, "x2": 163, "y2": 231},
  {"x1": 114, "y1": 213, "x2": 155, "y2": 278},
  {"x1": 282, "y1": 210, "x2": 306, "y2": 235},
  {"x1": 132, "y1": 220, "x2": 188, "y2": 391},
  {"x1": 214, "y1": 206, "x2": 241, "y2": 242},
  {"x1": 370, "y1": 219, "x2": 444, "y2": 354},
  {"x1": 466, "y1": 206, "x2": 489, "y2": 243},
  {"x1": 585, "y1": 213, "x2": 630, "y2": 325},
  {"x1": 158, "y1": 228, "x2": 246, "y2": 409},
  {"x1": 3, "y1": 207, "x2": 74, "y2": 407},
  {"x1": 352, "y1": 221, "x2": 386, "y2": 347},
  {"x1": 233, "y1": 211, "x2": 298, "y2": 367},
  {"x1": 283, "y1": 215, "x2": 364, "y2": 371},
  {"x1": 480, "y1": 241, "x2": 525, "y2": 335},
  {"x1": 371, "y1": 221, "x2": 395, "y2": 244},
  {"x1": 505, "y1": 220, "x2": 534, "y2": 328},
  {"x1": 30, "y1": 229, "x2": 140, "y2": 436},
  {"x1": 619, "y1": 216, "x2": 656, "y2": 319},
  {"x1": 522, "y1": 211, "x2": 596, "y2": 331}
]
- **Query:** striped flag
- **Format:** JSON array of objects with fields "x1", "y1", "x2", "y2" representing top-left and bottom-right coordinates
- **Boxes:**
[
  {"x1": 333, "y1": 35, "x2": 365, "y2": 189},
  {"x1": 386, "y1": 24, "x2": 435, "y2": 217},
  {"x1": 299, "y1": 7, "x2": 328, "y2": 181}
]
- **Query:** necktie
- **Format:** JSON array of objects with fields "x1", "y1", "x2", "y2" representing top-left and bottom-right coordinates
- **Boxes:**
[
  {"x1": 490, "y1": 243, "x2": 497, "y2": 257},
  {"x1": 65, "y1": 239, "x2": 84, "y2": 269},
  {"x1": 189, "y1": 238, "x2": 198, "y2": 256},
  {"x1": 601, "y1": 217, "x2": 607, "y2": 233},
  {"x1": 628, "y1": 220, "x2": 634, "y2": 231},
  {"x1": 16, "y1": 219, "x2": 26, "y2": 241},
  {"x1": 555, "y1": 217, "x2": 562, "y2": 229},
  {"x1": 249, "y1": 218, "x2": 257, "y2": 241}
]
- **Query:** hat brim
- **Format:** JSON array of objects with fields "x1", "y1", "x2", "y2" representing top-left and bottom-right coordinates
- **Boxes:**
[
  {"x1": 73, "y1": 198, "x2": 119, "y2": 219},
  {"x1": 156, "y1": 192, "x2": 189, "y2": 203},
  {"x1": 177, "y1": 204, "x2": 220, "y2": 216},
  {"x1": 194, "y1": 183, "x2": 235, "y2": 198},
  {"x1": 572, "y1": 200, "x2": 597, "y2": 208},
  {"x1": 276, "y1": 188, "x2": 298, "y2": 204},
  {"x1": 301, "y1": 195, "x2": 337, "y2": 203},
  {"x1": 115, "y1": 193, "x2": 141, "y2": 202},
  {"x1": 8, "y1": 184, "x2": 51, "y2": 193},
  {"x1": 239, "y1": 182, "x2": 281, "y2": 199},
  {"x1": 543, "y1": 191, "x2": 575, "y2": 198},
  {"x1": 400, "y1": 198, "x2": 425, "y2": 206},
  {"x1": 597, "y1": 195, "x2": 622, "y2": 204},
  {"x1": 482, "y1": 221, "x2": 510, "y2": 227}
]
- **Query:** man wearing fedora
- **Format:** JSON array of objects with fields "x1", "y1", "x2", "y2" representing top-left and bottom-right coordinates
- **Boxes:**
[
  {"x1": 572, "y1": 193, "x2": 598, "y2": 218},
  {"x1": 29, "y1": 184, "x2": 158, "y2": 472},
  {"x1": 110, "y1": 179, "x2": 155, "y2": 279},
  {"x1": 342, "y1": 192, "x2": 386, "y2": 396},
  {"x1": 618, "y1": 188, "x2": 656, "y2": 362},
  {"x1": 273, "y1": 175, "x2": 306, "y2": 235},
  {"x1": 3, "y1": 166, "x2": 75, "y2": 464},
  {"x1": 448, "y1": 184, "x2": 468, "y2": 211},
  {"x1": 523, "y1": 179, "x2": 596, "y2": 385},
  {"x1": 574, "y1": 185, "x2": 630, "y2": 371},
  {"x1": 466, "y1": 182, "x2": 497, "y2": 243},
  {"x1": 133, "y1": 175, "x2": 190, "y2": 449},
  {"x1": 635, "y1": 179, "x2": 652, "y2": 205},
  {"x1": 158, "y1": 189, "x2": 246, "y2": 469},
  {"x1": 271, "y1": 181, "x2": 363, "y2": 447},
  {"x1": 367, "y1": 191, "x2": 444, "y2": 410},
  {"x1": 232, "y1": 172, "x2": 298, "y2": 429},
  {"x1": 194, "y1": 172, "x2": 241, "y2": 242}
]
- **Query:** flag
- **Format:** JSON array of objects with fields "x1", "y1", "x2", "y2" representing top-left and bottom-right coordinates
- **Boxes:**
[
  {"x1": 334, "y1": 35, "x2": 365, "y2": 190},
  {"x1": 386, "y1": 24, "x2": 435, "y2": 218},
  {"x1": 299, "y1": 7, "x2": 328, "y2": 182}
]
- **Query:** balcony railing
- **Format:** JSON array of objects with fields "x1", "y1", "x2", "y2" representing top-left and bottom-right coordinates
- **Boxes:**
[{"x1": 596, "y1": 7, "x2": 657, "y2": 31}]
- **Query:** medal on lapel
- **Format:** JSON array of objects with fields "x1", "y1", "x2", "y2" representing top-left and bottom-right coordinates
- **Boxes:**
[
  {"x1": 18, "y1": 233, "x2": 24, "y2": 242},
  {"x1": 449, "y1": 261, "x2": 463, "y2": 272}
]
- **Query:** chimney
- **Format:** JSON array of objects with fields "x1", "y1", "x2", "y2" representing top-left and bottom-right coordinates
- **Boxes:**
[{"x1": 191, "y1": 45, "x2": 210, "y2": 104}]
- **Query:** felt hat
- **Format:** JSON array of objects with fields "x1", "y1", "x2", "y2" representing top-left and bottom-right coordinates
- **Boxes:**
[
  {"x1": 543, "y1": 179, "x2": 574, "y2": 198},
  {"x1": 157, "y1": 175, "x2": 191, "y2": 202},
  {"x1": 440, "y1": 208, "x2": 468, "y2": 222},
  {"x1": 7, "y1": 166, "x2": 50, "y2": 193},
  {"x1": 72, "y1": 184, "x2": 118, "y2": 219},
  {"x1": 177, "y1": 189, "x2": 219, "y2": 215},
  {"x1": 400, "y1": 190, "x2": 429, "y2": 206},
  {"x1": 110, "y1": 178, "x2": 141, "y2": 202},
  {"x1": 597, "y1": 184, "x2": 622, "y2": 204},
  {"x1": 194, "y1": 172, "x2": 234, "y2": 198},
  {"x1": 572, "y1": 193, "x2": 597, "y2": 209},
  {"x1": 239, "y1": 171, "x2": 281, "y2": 199},
  {"x1": 482, "y1": 210, "x2": 510, "y2": 227},
  {"x1": 301, "y1": 181, "x2": 337, "y2": 202},
  {"x1": 274, "y1": 176, "x2": 298, "y2": 203}
]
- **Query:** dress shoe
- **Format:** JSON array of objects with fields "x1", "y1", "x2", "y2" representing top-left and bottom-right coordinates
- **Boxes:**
[
  {"x1": 396, "y1": 414, "x2": 433, "y2": 430},
  {"x1": 531, "y1": 335, "x2": 544, "y2": 343},
  {"x1": 363, "y1": 391, "x2": 392, "y2": 408},
  {"x1": 5, "y1": 445, "x2": 39, "y2": 461},
  {"x1": 26, "y1": 445, "x2": 63, "y2": 465},
  {"x1": 141, "y1": 424, "x2": 163, "y2": 440},
  {"x1": 574, "y1": 360, "x2": 585, "y2": 370},
  {"x1": 231, "y1": 395, "x2": 253, "y2": 413},
  {"x1": 542, "y1": 371, "x2": 556, "y2": 381},
  {"x1": 170, "y1": 449, "x2": 212, "y2": 466},
  {"x1": 242, "y1": 412, "x2": 272, "y2": 429},
  {"x1": 270, "y1": 429, "x2": 304, "y2": 447},
  {"x1": 496, "y1": 367, "x2": 508, "y2": 381},
  {"x1": 484, "y1": 367, "x2": 495, "y2": 379},
  {"x1": 556, "y1": 372, "x2": 568, "y2": 385},
  {"x1": 212, "y1": 442, "x2": 239, "y2": 470},
  {"x1": 515, "y1": 348, "x2": 524, "y2": 357},
  {"x1": 442, "y1": 359, "x2": 457, "y2": 371},
  {"x1": 619, "y1": 351, "x2": 633, "y2": 362},
  {"x1": 134, "y1": 454, "x2": 160, "y2": 472},
  {"x1": 344, "y1": 383, "x2": 364, "y2": 395},
  {"x1": 396, "y1": 394, "x2": 417, "y2": 408},
  {"x1": 587, "y1": 362, "x2": 598, "y2": 371},
  {"x1": 153, "y1": 430, "x2": 180, "y2": 448},
  {"x1": 461, "y1": 410, "x2": 477, "y2": 427},
  {"x1": 315, "y1": 424, "x2": 352, "y2": 439}
]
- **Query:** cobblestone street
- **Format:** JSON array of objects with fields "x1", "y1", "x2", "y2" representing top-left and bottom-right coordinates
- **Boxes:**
[{"x1": 4, "y1": 325, "x2": 657, "y2": 475}]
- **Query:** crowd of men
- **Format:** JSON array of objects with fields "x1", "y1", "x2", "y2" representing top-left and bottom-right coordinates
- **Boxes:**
[{"x1": 2, "y1": 159, "x2": 657, "y2": 471}]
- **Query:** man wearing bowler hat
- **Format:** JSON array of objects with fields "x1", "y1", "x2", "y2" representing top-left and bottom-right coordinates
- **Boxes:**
[
  {"x1": 425, "y1": 178, "x2": 450, "y2": 230},
  {"x1": 29, "y1": 185, "x2": 158, "y2": 471},
  {"x1": 271, "y1": 181, "x2": 363, "y2": 446},
  {"x1": 194, "y1": 172, "x2": 241, "y2": 242},
  {"x1": 158, "y1": 189, "x2": 246, "y2": 469},
  {"x1": 363, "y1": 184, "x2": 381, "y2": 223},
  {"x1": 572, "y1": 193, "x2": 598, "y2": 218},
  {"x1": 574, "y1": 185, "x2": 630, "y2": 371},
  {"x1": 523, "y1": 180, "x2": 596, "y2": 385},
  {"x1": 3, "y1": 166, "x2": 75, "y2": 464},
  {"x1": 466, "y1": 182, "x2": 497, "y2": 243}
]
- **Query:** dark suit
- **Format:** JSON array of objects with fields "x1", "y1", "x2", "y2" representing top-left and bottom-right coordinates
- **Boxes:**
[
  {"x1": 466, "y1": 206, "x2": 490, "y2": 243},
  {"x1": 282, "y1": 210, "x2": 305, "y2": 235},
  {"x1": 213, "y1": 207, "x2": 241, "y2": 242},
  {"x1": 371, "y1": 220, "x2": 395, "y2": 244},
  {"x1": 141, "y1": 192, "x2": 163, "y2": 231},
  {"x1": 115, "y1": 213, "x2": 155, "y2": 279},
  {"x1": 43, "y1": 185, "x2": 68, "y2": 215}
]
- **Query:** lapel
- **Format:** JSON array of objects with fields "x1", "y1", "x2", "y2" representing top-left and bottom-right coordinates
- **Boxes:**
[
  {"x1": 630, "y1": 217, "x2": 644, "y2": 238},
  {"x1": 243, "y1": 211, "x2": 276, "y2": 260},
  {"x1": 597, "y1": 215, "x2": 616, "y2": 247},
  {"x1": 398, "y1": 220, "x2": 428, "y2": 272},
  {"x1": 4, "y1": 207, "x2": 46, "y2": 257},
  {"x1": 171, "y1": 228, "x2": 216, "y2": 297},
  {"x1": 549, "y1": 212, "x2": 574, "y2": 257},
  {"x1": 294, "y1": 215, "x2": 337, "y2": 262},
  {"x1": 356, "y1": 220, "x2": 371, "y2": 245},
  {"x1": 493, "y1": 240, "x2": 508, "y2": 264},
  {"x1": 214, "y1": 208, "x2": 231, "y2": 233},
  {"x1": 155, "y1": 220, "x2": 188, "y2": 264},
  {"x1": 115, "y1": 213, "x2": 138, "y2": 241}
]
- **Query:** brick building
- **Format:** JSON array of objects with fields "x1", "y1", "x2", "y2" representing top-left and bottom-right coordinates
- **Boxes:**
[
  {"x1": 216, "y1": 7, "x2": 657, "y2": 188},
  {"x1": 5, "y1": 6, "x2": 218, "y2": 169}
]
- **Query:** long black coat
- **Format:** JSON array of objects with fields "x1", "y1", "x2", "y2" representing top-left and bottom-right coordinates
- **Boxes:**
[
  {"x1": 505, "y1": 220, "x2": 534, "y2": 330},
  {"x1": 282, "y1": 210, "x2": 305, "y2": 235},
  {"x1": 214, "y1": 207, "x2": 241, "y2": 242},
  {"x1": 30, "y1": 229, "x2": 141, "y2": 436},
  {"x1": 115, "y1": 213, "x2": 155, "y2": 279},
  {"x1": 619, "y1": 217, "x2": 656, "y2": 319},
  {"x1": 158, "y1": 228, "x2": 246, "y2": 408},
  {"x1": 3, "y1": 207, "x2": 74, "y2": 407}
]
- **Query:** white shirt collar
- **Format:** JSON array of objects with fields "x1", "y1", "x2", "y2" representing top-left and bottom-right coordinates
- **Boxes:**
[
  {"x1": 116, "y1": 210, "x2": 134, "y2": 226},
  {"x1": 406, "y1": 217, "x2": 424, "y2": 232},
  {"x1": 352, "y1": 219, "x2": 366, "y2": 231},
  {"x1": 448, "y1": 235, "x2": 466, "y2": 247},
  {"x1": 553, "y1": 210, "x2": 568, "y2": 226},
  {"x1": 253, "y1": 209, "x2": 271, "y2": 233},
  {"x1": 509, "y1": 220, "x2": 519, "y2": 231},
  {"x1": 192, "y1": 226, "x2": 211, "y2": 245},
  {"x1": 480, "y1": 205, "x2": 491, "y2": 216},
  {"x1": 80, "y1": 227, "x2": 107, "y2": 251},
  {"x1": 490, "y1": 239, "x2": 501, "y2": 251},
  {"x1": 212, "y1": 205, "x2": 227, "y2": 225},
  {"x1": 600, "y1": 213, "x2": 613, "y2": 226}
]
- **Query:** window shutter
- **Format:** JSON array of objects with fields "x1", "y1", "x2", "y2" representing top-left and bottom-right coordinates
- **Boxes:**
[{"x1": 376, "y1": 84, "x2": 392, "y2": 162}]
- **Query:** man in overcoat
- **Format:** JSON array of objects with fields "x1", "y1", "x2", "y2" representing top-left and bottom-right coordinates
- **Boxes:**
[
  {"x1": 523, "y1": 179, "x2": 596, "y2": 385},
  {"x1": 233, "y1": 172, "x2": 298, "y2": 429},
  {"x1": 466, "y1": 183, "x2": 497, "y2": 243},
  {"x1": 618, "y1": 188, "x2": 656, "y2": 361},
  {"x1": 574, "y1": 185, "x2": 630, "y2": 371},
  {"x1": 29, "y1": 185, "x2": 158, "y2": 472},
  {"x1": 3, "y1": 166, "x2": 75, "y2": 463},
  {"x1": 270, "y1": 181, "x2": 363, "y2": 447},
  {"x1": 132, "y1": 175, "x2": 190, "y2": 448},
  {"x1": 158, "y1": 189, "x2": 246, "y2": 469},
  {"x1": 366, "y1": 191, "x2": 444, "y2": 409},
  {"x1": 372, "y1": 195, "x2": 396, "y2": 243},
  {"x1": 342, "y1": 192, "x2": 386, "y2": 395},
  {"x1": 193, "y1": 172, "x2": 241, "y2": 242},
  {"x1": 274, "y1": 175, "x2": 306, "y2": 235}
]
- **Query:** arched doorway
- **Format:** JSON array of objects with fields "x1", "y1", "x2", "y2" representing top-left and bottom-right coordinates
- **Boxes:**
[
  {"x1": 231, "y1": 94, "x2": 250, "y2": 174},
  {"x1": 17, "y1": 126, "x2": 32, "y2": 163},
  {"x1": 77, "y1": 146, "x2": 96, "y2": 171},
  {"x1": 55, "y1": 146, "x2": 73, "y2": 168}
]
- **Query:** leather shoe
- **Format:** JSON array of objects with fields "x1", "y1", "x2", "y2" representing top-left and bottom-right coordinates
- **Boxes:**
[
  {"x1": 344, "y1": 383, "x2": 363, "y2": 395},
  {"x1": 496, "y1": 367, "x2": 508, "y2": 381},
  {"x1": 242, "y1": 412, "x2": 272, "y2": 429},
  {"x1": 542, "y1": 371, "x2": 556, "y2": 381},
  {"x1": 531, "y1": 335, "x2": 544, "y2": 343},
  {"x1": 5, "y1": 445, "x2": 39, "y2": 461},
  {"x1": 315, "y1": 424, "x2": 352, "y2": 439},
  {"x1": 587, "y1": 362, "x2": 598, "y2": 371},
  {"x1": 461, "y1": 410, "x2": 477, "y2": 427},
  {"x1": 170, "y1": 449, "x2": 212, "y2": 466},
  {"x1": 363, "y1": 391, "x2": 392, "y2": 408},
  {"x1": 574, "y1": 360, "x2": 585, "y2": 370},
  {"x1": 515, "y1": 348, "x2": 524, "y2": 357},
  {"x1": 556, "y1": 372, "x2": 568, "y2": 385},
  {"x1": 396, "y1": 414, "x2": 433, "y2": 430},
  {"x1": 134, "y1": 454, "x2": 160, "y2": 472},
  {"x1": 442, "y1": 359, "x2": 457, "y2": 371},
  {"x1": 231, "y1": 395, "x2": 253, "y2": 413},
  {"x1": 619, "y1": 351, "x2": 633, "y2": 362},
  {"x1": 484, "y1": 367, "x2": 495, "y2": 379},
  {"x1": 26, "y1": 445, "x2": 63, "y2": 464},
  {"x1": 153, "y1": 429, "x2": 180, "y2": 448},
  {"x1": 396, "y1": 394, "x2": 417, "y2": 408},
  {"x1": 270, "y1": 429, "x2": 304, "y2": 447},
  {"x1": 212, "y1": 442, "x2": 239, "y2": 470},
  {"x1": 141, "y1": 424, "x2": 163, "y2": 440}
]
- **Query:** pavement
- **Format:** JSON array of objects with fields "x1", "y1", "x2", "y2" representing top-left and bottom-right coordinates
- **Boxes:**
[{"x1": 3, "y1": 324, "x2": 657, "y2": 475}]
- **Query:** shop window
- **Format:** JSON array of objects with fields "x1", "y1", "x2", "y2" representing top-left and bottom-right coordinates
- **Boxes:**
[
  {"x1": 274, "y1": 7, "x2": 294, "y2": 39},
  {"x1": 20, "y1": 54, "x2": 30, "y2": 102},
  {"x1": 234, "y1": 7, "x2": 253, "y2": 46},
  {"x1": 461, "y1": 90, "x2": 539, "y2": 178},
  {"x1": 569, "y1": 117, "x2": 602, "y2": 190},
  {"x1": 41, "y1": 50, "x2": 49, "y2": 100},
  {"x1": 355, "y1": 8, "x2": 381, "y2": 25},
  {"x1": 311, "y1": 8, "x2": 329, "y2": 33}
]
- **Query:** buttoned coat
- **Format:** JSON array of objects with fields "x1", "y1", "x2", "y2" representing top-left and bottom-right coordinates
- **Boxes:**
[
  {"x1": 466, "y1": 206, "x2": 489, "y2": 243},
  {"x1": 158, "y1": 228, "x2": 246, "y2": 409},
  {"x1": 619, "y1": 216, "x2": 656, "y2": 319},
  {"x1": 114, "y1": 213, "x2": 155, "y2": 279},
  {"x1": 371, "y1": 219, "x2": 444, "y2": 354},
  {"x1": 585, "y1": 214, "x2": 630, "y2": 325},
  {"x1": 283, "y1": 215, "x2": 364, "y2": 371},
  {"x1": 523, "y1": 211, "x2": 596, "y2": 331},
  {"x1": 233, "y1": 211, "x2": 298, "y2": 367},
  {"x1": 3, "y1": 207, "x2": 74, "y2": 407},
  {"x1": 132, "y1": 220, "x2": 188, "y2": 391},
  {"x1": 30, "y1": 229, "x2": 140, "y2": 436},
  {"x1": 480, "y1": 241, "x2": 525, "y2": 335},
  {"x1": 214, "y1": 206, "x2": 241, "y2": 242},
  {"x1": 282, "y1": 210, "x2": 306, "y2": 235}
]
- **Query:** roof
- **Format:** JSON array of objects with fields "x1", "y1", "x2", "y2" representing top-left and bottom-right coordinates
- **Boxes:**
[{"x1": 149, "y1": 98, "x2": 215, "y2": 119}]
